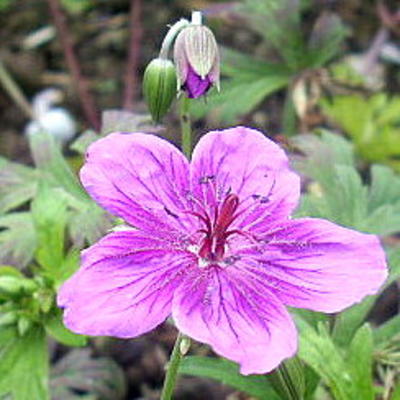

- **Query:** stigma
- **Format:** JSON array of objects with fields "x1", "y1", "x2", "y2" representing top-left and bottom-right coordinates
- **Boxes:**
[{"x1": 197, "y1": 193, "x2": 240, "y2": 262}]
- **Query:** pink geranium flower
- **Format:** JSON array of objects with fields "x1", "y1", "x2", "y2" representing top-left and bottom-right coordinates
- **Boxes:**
[{"x1": 58, "y1": 126, "x2": 387, "y2": 375}]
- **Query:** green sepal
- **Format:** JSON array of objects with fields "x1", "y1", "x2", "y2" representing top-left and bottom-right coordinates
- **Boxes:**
[{"x1": 143, "y1": 58, "x2": 177, "y2": 122}]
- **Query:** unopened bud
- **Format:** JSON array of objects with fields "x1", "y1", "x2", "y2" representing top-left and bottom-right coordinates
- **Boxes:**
[
  {"x1": 269, "y1": 356, "x2": 305, "y2": 400},
  {"x1": 173, "y1": 19, "x2": 220, "y2": 98},
  {"x1": 143, "y1": 58, "x2": 177, "y2": 122}
]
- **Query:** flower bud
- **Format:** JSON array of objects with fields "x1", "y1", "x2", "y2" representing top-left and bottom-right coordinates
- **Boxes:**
[
  {"x1": 173, "y1": 24, "x2": 220, "y2": 98},
  {"x1": 269, "y1": 356, "x2": 306, "y2": 400},
  {"x1": 142, "y1": 58, "x2": 177, "y2": 122}
]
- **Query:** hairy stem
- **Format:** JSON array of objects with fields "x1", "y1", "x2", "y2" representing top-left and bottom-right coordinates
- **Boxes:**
[
  {"x1": 0, "y1": 60, "x2": 34, "y2": 119},
  {"x1": 180, "y1": 96, "x2": 192, "y2": 158},
  {"x1": 46, "y1": 0, "x2": 100, "y2": 131},
  {"x1": 159, "y1": 18, "x2": 189, "y2": 59},
  {"x1": 160, "y1": 332, "x2": 185, "y2": 400},
  {"x1": 123, "y1": 0, "x2": 143, "y2": 110}
]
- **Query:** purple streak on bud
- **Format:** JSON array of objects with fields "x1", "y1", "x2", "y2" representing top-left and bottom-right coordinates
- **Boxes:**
[{"x1": 184, "y1": 66, "x2": 212, "y2": 98}]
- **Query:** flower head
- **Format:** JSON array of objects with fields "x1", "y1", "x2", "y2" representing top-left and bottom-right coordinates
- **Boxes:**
[
  {"x1": 58, "y1": 126, "x2": 387, "y2": 375},
  {"x1": 174, "y1": 24, "x2": 220, "y2": 98}
]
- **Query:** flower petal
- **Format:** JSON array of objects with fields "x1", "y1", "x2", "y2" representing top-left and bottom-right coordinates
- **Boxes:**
[
  {"x1": 184, "y1": 66, "x2": 212, "y2": 98},
  {"x1": 58, "y1": 231, "x2": 195, "y2": 337},
  {"x1": 190, "y1": 127, "x2": 300, "y2": 229},
  {"x1": 172, "y1": 267, "x2": 297, "y2": 374},
  {"x1": 240, "y1": 218, "x2": 388, "y2": 313},
  {"x1": 80, "y1": 132, "x2": 193, "y2": 236}
]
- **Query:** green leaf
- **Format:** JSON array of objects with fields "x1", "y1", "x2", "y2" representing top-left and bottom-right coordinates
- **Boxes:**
[
  {"x1": 374, "y1": 314, "x2": 400, "y2": 346},
  {"x1": 368, "y1": 164, "x2": 400, "y2": 210},
  {"x1": 239, "y1": 0, "x2": 305, "y2": 70},
  {"x1": 28, "y1": 131, "x2": 85, "y2": 199},
  {"x1": 0, "y1": 266, "x2": 24, "y2": 278},
  {"x1": 332, "y1": 297, "x2": 376, "y2": 348},
  {"x1": 54, "y1": 249, "x2": 80, "y2": 286},
  {"x1": 31, "y1": 183, "x2": 67, "y2": 274},
  {"x1": 44, "y1": 307, "x2": 87, "y2": 347},
  {"x1": 0, "y1": 325, "x2": 49, "y2": 400},
  {"x1": 326, "y1": 164, "x2": 367, "y2": 228},
  {"x1": 0, "y1": 212, "x2": 36, "y2": 269},
  {"x1": 291, "y1": 131, "x2": 355, "y2": 185},
  {"x1": 346, "y1": 324, "x2": 374, "y2": 400},
  {"x1": 297, "y1": 164, "x2": 368, "y2": 229},
  {"x1": 68, "y1": 203, "x2": 113, "y2": 248},
  {"x1": 392, "y1": 382, "x2": 400, "y2": 400},
  {"x1": 308, "y1": 12, "x2": 347, "y2": 67},
  {"x1": 321, "y1": 94, "x2": 400, "y2": 169},
  {"x1": 221, "y1": 47, "x2": 291, "y2": 79},
  {"x1": 179, "y1": 356, "x2": 279, "y2": 399},
  {"x1": 193, "y1": 74, "x2": 289, "y2": 122},
  {"x1": 0, "y1": 157, "x2": 38, "y2": 214},
  {"x1": 293, "y1": 130, "x2": 400, "y2": 234},
  {"x1": 298, "y1": 320, "x2": 353, "y2": 400}
]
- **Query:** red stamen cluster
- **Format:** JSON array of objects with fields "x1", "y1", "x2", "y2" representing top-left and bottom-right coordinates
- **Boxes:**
[{"x1": 195, "y1": 193, "x2": 240, "y2": 261}]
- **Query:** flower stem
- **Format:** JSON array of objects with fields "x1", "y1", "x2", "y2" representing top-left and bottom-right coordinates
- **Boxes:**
[
  {"x1": 180, "y1": 96, "x2": 192, "y2": 158},
  {"x1": 159, "y1": 18, "x2": 189, "y2": 59},
  {"x1": 160, "y1": 332, "x2": 185, "y2": 400}
]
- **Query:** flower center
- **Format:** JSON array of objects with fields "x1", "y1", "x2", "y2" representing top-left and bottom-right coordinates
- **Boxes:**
[{"x1": 196, "y1": 193, "x2": 240, "y2": 262}]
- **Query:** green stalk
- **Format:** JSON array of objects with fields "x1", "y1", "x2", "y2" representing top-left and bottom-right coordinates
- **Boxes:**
[
  {"x1": 160, "y1": 332, "x2": 185, "y2": 400},
  {"x1": 0, "y1": 60, "x2": 34, "y2": 119},
  {"x1": 159, "y1": 93, "x2": 193, "y2": 400},
  {"x1": 159, "y1": 18, "x2": 189, "y2": 59},
  {"x1": 180, "y1": 96, "x2": 191, "y2": 158}
]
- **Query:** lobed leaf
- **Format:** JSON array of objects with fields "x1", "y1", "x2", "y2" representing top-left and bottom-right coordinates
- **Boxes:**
[
  {"x1": 0, "y1": 212, "x2": 36, "y2": 269},
  {"x1": 192, "y1": 74, "x2": 290, "y2": 122},
  {"x1": 346, "y1": 324, "x2": 375, "y2": 400},
  {"x1": 28, "y1": 131, "x2": 85, "y2": 199},
  {"x1": 298, "y1": 320, "x2": 353, "y2": 400},
  {"x1": 0, "y1": 157, "x2": 38, "y2": 214},
  {"x1": 31, "y1": 183, "x2": 67, "y2": 275},
  {"x1": 0, "y1": 325, "x2": 49, "y2": 400}
]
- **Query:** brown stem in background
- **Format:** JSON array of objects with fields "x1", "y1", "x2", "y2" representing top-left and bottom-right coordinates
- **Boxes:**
[
  {"x1": 46, "y1": 0, "x2": 100, "y2": 131},
  {"x1": 378, "y1": 2, "x2": 400, "y2": 34},
  {"x1": 123, "y1": 0, "x2": 143, "y2": 110},
  {"x1": 362, "y1": 27, "x2": 388, "y2": 74}
]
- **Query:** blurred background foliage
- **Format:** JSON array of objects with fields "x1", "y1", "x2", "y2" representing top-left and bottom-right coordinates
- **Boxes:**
[{"x1": 1, "y1": 0, "x2": 400, "y2": 399}]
